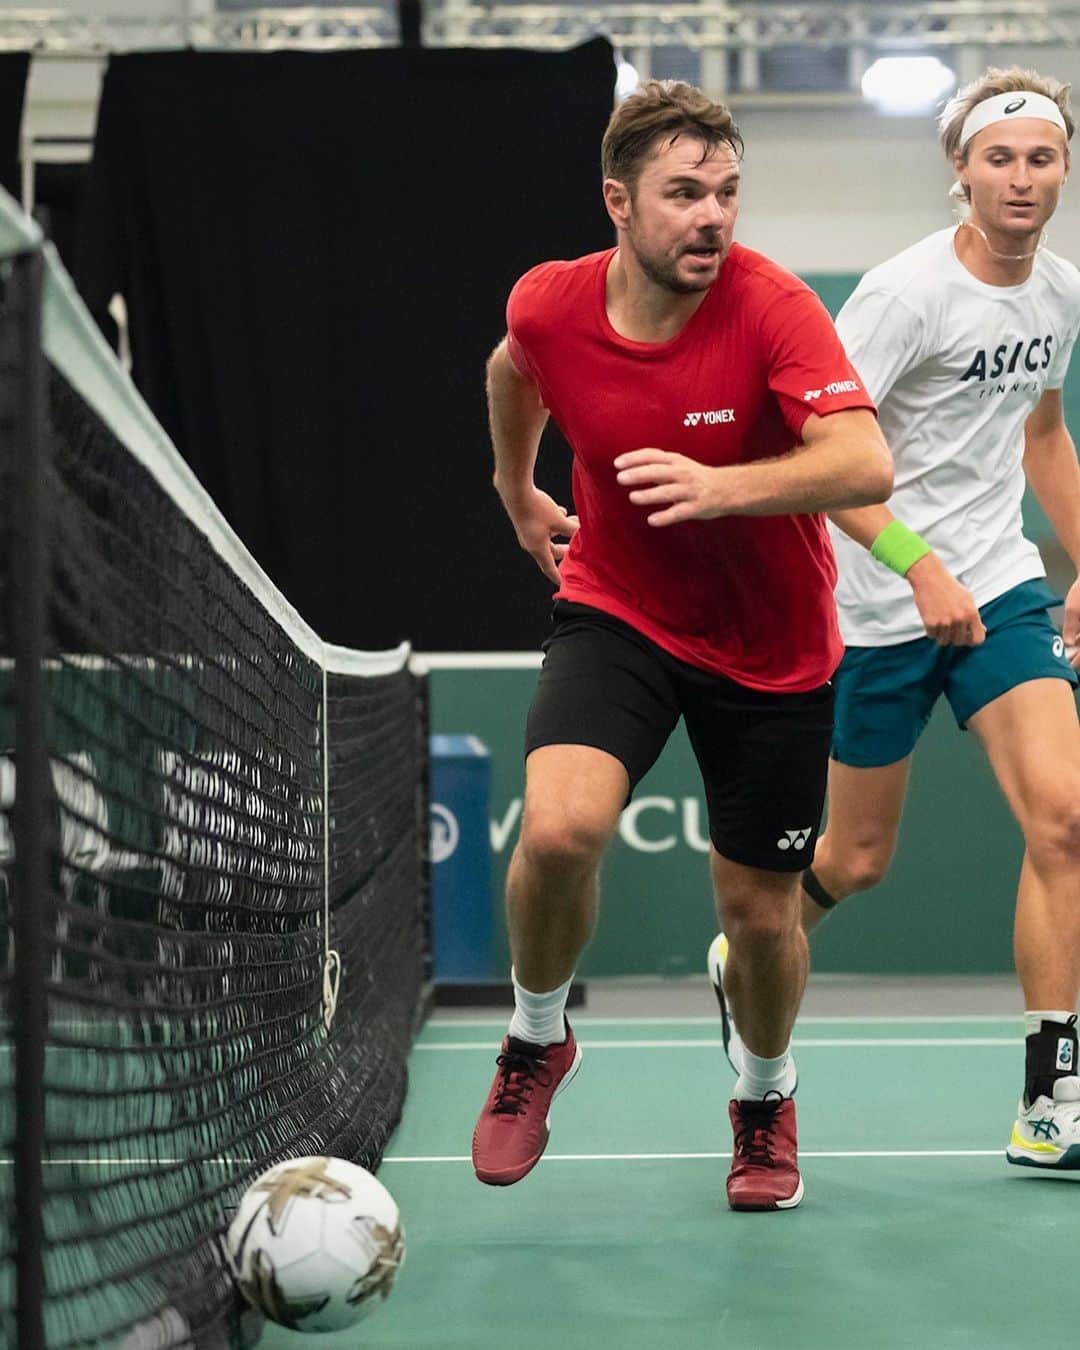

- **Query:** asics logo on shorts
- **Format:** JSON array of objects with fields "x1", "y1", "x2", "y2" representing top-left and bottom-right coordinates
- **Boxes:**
[
  {"x1": 777, "y1": 827, "x2": 812, "y2": 851},
  {"x1": 1053, "y1": 636, "x2": 1066, "y2": 659}
]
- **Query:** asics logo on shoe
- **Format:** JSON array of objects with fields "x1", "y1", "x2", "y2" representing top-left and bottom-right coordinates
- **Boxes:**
[
  {"x1": 1057, "y1": 1037, "x2": 1074, "y2": 1071},
  {"x1": 777, "y1": 827, "x2": 812, "y2": 851},
  {"x1": 1030, "y1": 1116, "x2": 1061, "y2": 1141}
]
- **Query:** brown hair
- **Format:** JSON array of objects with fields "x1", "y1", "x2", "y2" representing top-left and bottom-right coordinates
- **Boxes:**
[
  {"x1": 939, "y1": 66, "x2": 1074, "y2": 171},
  {"x1": 601, "y1": 80, "x2": 743, "y2": 193}
]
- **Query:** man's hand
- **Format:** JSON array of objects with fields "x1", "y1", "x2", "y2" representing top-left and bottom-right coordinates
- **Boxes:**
[
  {"x1": 906, "y1": 553, "x2": 986, "y2": 646},
  {"x1": 614, "y1": 449, "x2": 733, "y2": 526},
  {"x1": 1061, "y1": 576, "x2": 1080, "y2": 670},
  {"x1": 499, "y1": 485, "x2": 579, "y2": 584}
]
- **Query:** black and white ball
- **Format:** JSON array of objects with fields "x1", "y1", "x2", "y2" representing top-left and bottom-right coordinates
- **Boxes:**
[{"x1": 226, "y1": 1156, "x2": 404, "y2": 1332}]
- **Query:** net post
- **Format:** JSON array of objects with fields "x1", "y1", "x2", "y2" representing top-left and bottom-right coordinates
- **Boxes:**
[
  {"x1": 413, "y1": 667, "x2": 434, "y2": 1029},
  {"x1": 4, "y1": 246, "x2": 48, "y2": 1350}
]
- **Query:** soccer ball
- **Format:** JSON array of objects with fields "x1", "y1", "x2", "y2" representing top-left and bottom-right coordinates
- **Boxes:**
[{"x1": 225, "y1": 1155, "x2": 405, "y2": 1332}]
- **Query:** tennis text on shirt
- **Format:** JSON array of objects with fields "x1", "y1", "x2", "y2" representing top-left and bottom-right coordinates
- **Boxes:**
[{"x1": 830, "y1": 227, "x2": 1080, "y2": 647}]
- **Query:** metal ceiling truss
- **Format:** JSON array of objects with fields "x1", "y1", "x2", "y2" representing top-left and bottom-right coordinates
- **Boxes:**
[{"x1": 1, "y1": 2, "x2": 1078, "y2": 56}]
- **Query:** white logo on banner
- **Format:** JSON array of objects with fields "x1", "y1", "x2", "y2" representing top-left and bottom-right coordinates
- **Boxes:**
[
  {"x1": 431, "y1": 803, "x2": 460, "y2": 864},
  {"x1": 487, "y1": 796, "x2": 713, "y2": 855}
]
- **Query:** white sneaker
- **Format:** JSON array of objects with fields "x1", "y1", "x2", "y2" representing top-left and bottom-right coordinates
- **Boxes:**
[
  {"x1": 1007, "y1": 1076, "x2": 1080, "y2": 1170},
  {"x1": 706, "y1": 933, "x2": 745, "y2": 1075}
]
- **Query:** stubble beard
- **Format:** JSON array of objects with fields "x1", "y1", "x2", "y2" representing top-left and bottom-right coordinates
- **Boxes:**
[{"x1": 631, "y1": 238, "x2": 716, "y2": 295}]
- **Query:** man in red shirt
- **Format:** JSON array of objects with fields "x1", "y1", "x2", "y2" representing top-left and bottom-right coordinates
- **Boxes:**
[{"x1": 472, "y1": 79, "x2": 892, "y2": 1210}]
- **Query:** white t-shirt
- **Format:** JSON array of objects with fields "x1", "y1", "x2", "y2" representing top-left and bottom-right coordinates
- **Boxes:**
[{"x1": 830, "y1": 227, "x2": 1080, "y2": 646}]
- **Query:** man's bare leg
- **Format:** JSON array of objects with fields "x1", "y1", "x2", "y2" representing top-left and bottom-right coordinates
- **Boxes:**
[
  {"x1": 969, "y1": 680, "x2": 1080, "y2": 1160},
  {"x1": 802, "y1": 756, "x2": 912, "y2": 932},
  {"x1": 713, "y1": 851, "x2": 810, "y2": 1210},
  {"x1": 714, "y1": 851, "x2": 807, "y2": 1062},
  {"x1": 710, "y1": 759, "x2": 910, "y2": 1076},
  {"x1": 506, "y1": 743, "x2": 628, "y2": 991},
  {"x1": 969, "y1": 680, "x2": 1080, "y2": 1012},
  {"x1": 472, "y1": 743, "x2": 626, "y2": 1186}
]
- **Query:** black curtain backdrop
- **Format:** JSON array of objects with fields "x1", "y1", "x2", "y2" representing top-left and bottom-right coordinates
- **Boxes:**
[
  {"x1": 34, "y1": 161, "x2": 90, "y2": 271},
  {"x1": 0, "y1": 53, "x2": 29, "y2": 200},
  {"x1": 76, "y1": 43, "x2": 615, "y2": 650}
]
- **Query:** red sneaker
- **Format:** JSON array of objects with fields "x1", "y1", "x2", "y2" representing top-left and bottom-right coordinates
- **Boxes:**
[
  {"x1": 727, "y1": 1095, "x2": 804, "y2": 1211},
  {"x1": 472, "y1": 1022, "x2": 582, "y2": 1186}
]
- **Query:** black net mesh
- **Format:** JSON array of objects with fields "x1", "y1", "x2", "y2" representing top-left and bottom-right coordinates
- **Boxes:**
[
  {"x1": 0, "y1": 272, "x2": 428, "y2": 1347},
  {"x1": 0, "y1": 252, "x2": 22, "y2": 1350}
]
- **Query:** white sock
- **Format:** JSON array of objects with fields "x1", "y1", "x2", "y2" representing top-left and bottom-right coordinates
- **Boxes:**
[
  {"x1": 734, "y1": 1046, "x2": 797, "y2": 1102},
  {"x1": 507, "y1": 968, "x2": 572, "y2": 1046},
  {"x1": 1024, "y1": 1009, "x2": 1076, "y2": 1038}
]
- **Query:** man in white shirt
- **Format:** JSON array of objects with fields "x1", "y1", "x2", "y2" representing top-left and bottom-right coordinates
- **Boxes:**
[{"x1": 710, "y1": 67, "x2": 1080, "y2": 1169}]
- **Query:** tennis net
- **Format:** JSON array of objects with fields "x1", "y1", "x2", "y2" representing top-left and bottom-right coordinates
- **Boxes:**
[{"x1": 0, "y1": 188, "x2": 430, "y2": 1349}]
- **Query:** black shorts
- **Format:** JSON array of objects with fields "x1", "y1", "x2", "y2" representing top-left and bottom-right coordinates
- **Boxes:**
[{"x1": 525, "y1": 602, "x2": 835, "y2": 872}]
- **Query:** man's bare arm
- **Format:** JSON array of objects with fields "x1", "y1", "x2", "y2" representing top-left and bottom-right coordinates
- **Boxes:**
[
  {"x1": 1023, "y1": 390, "x2": 1080, "y2": 569},
  {"x1": 487, "y1": 338, "x2": 578, "y2": 584},
  {"x1": 1024, "y1": 388, "x2": 1080, "y2": 662},
  {"x1": 613, "y1": 408, "x2": 892, "y2": 524},
  {"x1": 829, "y1": 501, "x2": 986, "y2": 646}
]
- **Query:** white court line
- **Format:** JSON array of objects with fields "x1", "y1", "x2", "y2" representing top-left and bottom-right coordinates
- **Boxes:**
[
  {"x1": 0, "y1": 1015, "x2": 1018, "y2": 1039},
  {"x1": 0, "y1": 1032, "x2": 1022, "y2": 1056},
  {"x1": 1, "y1": 1035, "x2": 1016, "y2": 1056},
  {"x1": 415, "y1": 1037, "x2": 1019, "y2": 1050},
  {"x1": 382, "y1": 1150, "x2": 1004, "y2": 1163},
  {"x1": 0, "y1": 1149, "x2": 1005, "y2": 1167},
  {"x1": 428, "y1": 1015, "x2": 1019, "y2": 1028}
]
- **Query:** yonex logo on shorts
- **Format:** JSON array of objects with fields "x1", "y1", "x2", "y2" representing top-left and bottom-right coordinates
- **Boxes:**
[
  {"x1": 804, "y1": 380, "x2": 860, "y2": 401},
  {"x1": 1057, "y1": 1037, "x2": 1074, "y2": 1072},
  {"x1": 683, "y1": 409, "x2": 736, "y2": 427},
  {"x1": 777, "y1": 827, "x2": 812, "y2": 851}
]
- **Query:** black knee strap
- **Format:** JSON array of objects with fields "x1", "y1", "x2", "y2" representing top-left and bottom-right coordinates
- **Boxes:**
[{"x1": 802, "y1": 867, "x2": 838, "y2": 911}]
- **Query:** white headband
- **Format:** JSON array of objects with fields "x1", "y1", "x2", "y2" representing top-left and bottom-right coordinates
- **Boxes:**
[{"x1": 960, "y1": 91, "x2": 1068, "y2": 150}]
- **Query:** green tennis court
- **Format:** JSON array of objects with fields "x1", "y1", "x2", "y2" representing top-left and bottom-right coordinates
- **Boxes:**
[{"x1": 252, "y1": 984, "x2": 1079, "y2": 1350}]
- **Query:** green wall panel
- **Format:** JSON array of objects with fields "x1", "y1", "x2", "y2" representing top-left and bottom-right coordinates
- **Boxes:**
[{"x1": 430, "y1": 667, "x2": 1020, "y2": 977}]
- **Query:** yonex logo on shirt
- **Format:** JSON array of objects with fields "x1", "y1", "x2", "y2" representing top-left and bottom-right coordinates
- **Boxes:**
[
  {"x1": 777, "y1": 827, "x2": 812, "y2": 851},
  {"x1": 683, "y1": 409, "x2": 736, "y2": 427},
  {"x1": 803, "y1": 380, "x2": 860, "y2": 401}
]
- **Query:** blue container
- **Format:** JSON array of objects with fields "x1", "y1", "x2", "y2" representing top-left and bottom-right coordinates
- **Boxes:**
[{"x1": 430, "y1": 734, "x2": 493, "y2": 980}]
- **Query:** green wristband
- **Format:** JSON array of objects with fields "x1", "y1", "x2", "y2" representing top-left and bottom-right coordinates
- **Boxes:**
[{"x1": 869, "y1": 521, "x2": 932, "y2": 577}]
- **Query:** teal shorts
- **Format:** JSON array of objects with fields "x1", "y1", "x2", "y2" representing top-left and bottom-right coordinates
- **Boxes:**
[{"x1": 832, "y1": 579, "x2": 1078, "y2": 768}]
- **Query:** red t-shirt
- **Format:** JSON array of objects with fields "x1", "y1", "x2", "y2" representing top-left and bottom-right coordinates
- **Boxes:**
[{"x1": 506, "y1": 244, "x2": 876, "y2": 692}]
